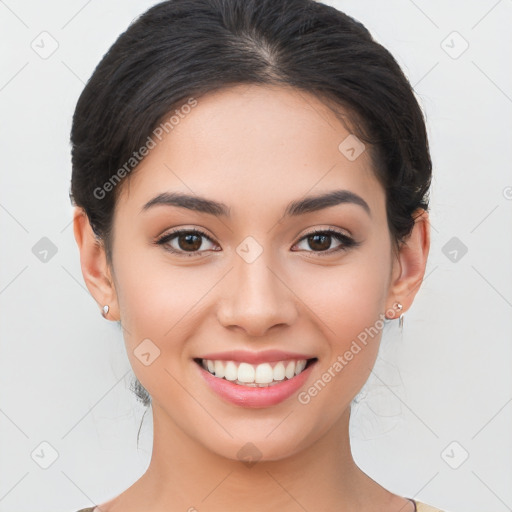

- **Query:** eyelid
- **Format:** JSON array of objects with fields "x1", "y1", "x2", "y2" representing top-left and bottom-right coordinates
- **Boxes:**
[{"x1": 295, "y1": 224, "x2": 354, "y2": 241}]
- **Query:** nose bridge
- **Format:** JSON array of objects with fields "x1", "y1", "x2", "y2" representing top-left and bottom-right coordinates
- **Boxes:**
[
  {"x1": 216, "y1": 238, "x2": 296, "y2": 334},
  {"x1": 236, "y1": 248, "x2": 280, "y2": 304}
]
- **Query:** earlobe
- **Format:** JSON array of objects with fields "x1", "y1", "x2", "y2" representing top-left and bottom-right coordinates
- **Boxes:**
[
  {"x1": 387, "y1": 208, "x2": 431, "y2": 314},
  {"x1": 72, "y1": 207, "x2": 119, "y2": 320}
]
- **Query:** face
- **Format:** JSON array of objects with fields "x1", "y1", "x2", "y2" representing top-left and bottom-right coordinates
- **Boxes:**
[{"x1": 107, "y1": 84, "x2": 400, "y2": 461}]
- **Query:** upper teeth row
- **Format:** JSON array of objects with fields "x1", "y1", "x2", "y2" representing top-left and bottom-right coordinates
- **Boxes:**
[{"x1": 201, "y1": 359, "x2": 308, "y2": 384}]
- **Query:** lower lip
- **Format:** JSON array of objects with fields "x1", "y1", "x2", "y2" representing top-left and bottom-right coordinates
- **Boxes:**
[{"x1": 197, "y1": 360, "x2": 316, "y2": 408}]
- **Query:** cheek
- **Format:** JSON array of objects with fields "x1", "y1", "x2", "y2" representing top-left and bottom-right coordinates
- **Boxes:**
[
  {"x1": 112, "y1": 261, "x2": 194, "y2": 408},
  {"x1": 300, "y1": 252, "x2": 391, "y2": 343},
  {"x1": 112, "y1": 253, "x2": 218, "y2": 382},
  {"x1": 294, "y1": 262, "x2": 389, "y2": 419},
  {"x1": 114, "y1": 249, "x2": 211, "y2": 335},
  {"x1": 294, "y1": 245, "x2": 391, "y2": 400}
]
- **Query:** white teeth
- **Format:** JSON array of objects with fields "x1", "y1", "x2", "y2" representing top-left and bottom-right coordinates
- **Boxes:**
[
  {"x1": 255, "y1": 363, "x2": 274, "y2": 383},
  {"x1": 285, "y1": 361, "x2": 295, "y2": 379},
  {"x1": 273, "y1": 362, "x2": 285, "y2": 381},
  {"x1": 214, "y1": 360, "x2": 225, "y2": 378},
  {"x1": 224, "y1": 361, "x2": 238, "y2": 381},
  {"x1": 238, "y1": 362, "x2": 255, "y2": 383},
  {"x1": 199, "y1": 358, "x2": 311, "y2": 386},
  {"x1": 295, "y1": 360, "x2": 307, "y2": 375}
]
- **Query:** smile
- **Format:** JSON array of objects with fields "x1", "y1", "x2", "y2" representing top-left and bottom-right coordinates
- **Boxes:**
[{"x1": 196, "y1": 358, "x2": 316, "y2": 387}]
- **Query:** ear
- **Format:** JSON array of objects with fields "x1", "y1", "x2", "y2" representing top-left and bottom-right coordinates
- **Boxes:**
[
  {"x1": 386, "y1": 208, "x2": 430, "y2": 316},
  {"x1": 72, "y1": 207, "x2": 120, "y2": 321}
]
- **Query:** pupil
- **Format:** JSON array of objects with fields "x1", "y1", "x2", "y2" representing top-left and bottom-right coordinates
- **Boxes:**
[
  {"x1": 180, "y1": 234, "x2": 201, "y2": 251},
  {"x1": 310, "y1": 234, "x2": 330, "y2": 251}
]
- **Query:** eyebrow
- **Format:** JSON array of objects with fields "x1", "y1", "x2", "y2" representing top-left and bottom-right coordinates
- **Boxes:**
[{"x1": 141, "y1": 189, "x2": 371, "y2": 218}]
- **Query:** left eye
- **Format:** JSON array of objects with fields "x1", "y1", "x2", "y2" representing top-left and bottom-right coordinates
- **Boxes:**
[{"x1": 293, "y1": 229, "x2": 357, "y2": 255}]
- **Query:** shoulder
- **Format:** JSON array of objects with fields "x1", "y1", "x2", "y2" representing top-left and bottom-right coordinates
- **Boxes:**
[{"x1": 414, "y1": 500, "x2": 450, "y2": 512}]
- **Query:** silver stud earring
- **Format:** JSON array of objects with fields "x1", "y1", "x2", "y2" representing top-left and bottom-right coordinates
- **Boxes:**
[
  {"x1": 102, "y1": 305, "x2": 110, "y2": 318},
  {"x1": 394, "y1": 302, "x2": 404, "y2": 330}
]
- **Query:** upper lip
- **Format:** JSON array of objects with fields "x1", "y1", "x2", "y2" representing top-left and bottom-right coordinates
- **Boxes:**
[{"x1": 196, "y1": 350, "x2": 316, "y2": 365}]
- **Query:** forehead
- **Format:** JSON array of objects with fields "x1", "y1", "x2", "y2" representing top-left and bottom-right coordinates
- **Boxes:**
[{"x1": 117, "y1": 84, "x2": 385, "y2": 220}]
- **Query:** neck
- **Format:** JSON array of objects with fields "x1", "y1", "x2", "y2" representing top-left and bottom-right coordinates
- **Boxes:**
[{"x1": 117, "y1": 405, "x2": 392, "y2": 512}]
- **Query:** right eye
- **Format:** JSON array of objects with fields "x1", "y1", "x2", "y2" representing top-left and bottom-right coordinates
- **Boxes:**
[{"x1": 155, "y1": 228, "x2": 220, "y2": 256}]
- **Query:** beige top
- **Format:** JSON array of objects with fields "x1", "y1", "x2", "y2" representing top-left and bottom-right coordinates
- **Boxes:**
[
  {"x1": 416, "y1": 501, "x2": 446, "y2": 512},
  {"x1": 75, "y1": 499, "x2": 448, "y2": 512}
]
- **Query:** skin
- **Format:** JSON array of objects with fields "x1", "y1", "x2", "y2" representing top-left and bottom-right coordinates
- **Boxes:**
[{"x1": 73, "y1": 84, "x2": 430, "y2": 512}]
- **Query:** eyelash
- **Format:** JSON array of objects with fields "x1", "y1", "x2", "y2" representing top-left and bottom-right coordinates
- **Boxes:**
[{"x1": 154, "y1": 227, "x2": 359, "y2": 258}]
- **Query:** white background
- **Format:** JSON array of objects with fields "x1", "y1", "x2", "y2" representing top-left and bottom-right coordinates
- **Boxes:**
[{"x1": 0, "y1": 1, "x2": 511, "y2": 511}]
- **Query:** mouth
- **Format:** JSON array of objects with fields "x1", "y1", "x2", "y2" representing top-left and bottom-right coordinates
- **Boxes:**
[{"x1": 193, "y1": 357, "x2": 318, "y2": 388}]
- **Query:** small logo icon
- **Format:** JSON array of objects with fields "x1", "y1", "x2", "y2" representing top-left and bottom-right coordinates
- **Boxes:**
[
  {"x1": 31, "y1": 441, "x2": 59, "y2": 469},
  {"x1": 236, "y1": 236, "x2": 263, "y2": 264},
  {"x1": 441, "y1": 31, "x2": 469, "y2": 59},
  {"x1": 441, "y1": 441, "x2": 469, "y2": 469},
  {"x1": 442, "y1": 236, "x2": 468, "y2": 263},
  {"x1": 31, "y1": 31, "x2": 59, "y2": 59},
  {"x1": 134, "y1": 338, "x2": 161, "y2": 366},
  {"x1": 237, "y1": 442, "x2": 262, "y2": 468},
  {"x1": 32, "y1": 237, "x2": 58, "y2": 263},
  {"x1": 338, "y1": 134, "x2": 365, "y2": 161}
]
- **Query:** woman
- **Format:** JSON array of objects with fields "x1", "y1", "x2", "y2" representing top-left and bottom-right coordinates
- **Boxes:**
[{"x1": 70, "y1": 0, "x2": 443, "y2": 510}]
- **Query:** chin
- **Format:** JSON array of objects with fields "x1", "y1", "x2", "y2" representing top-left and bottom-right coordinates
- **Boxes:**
[{"x1": 189, "y1": 415, "x2": 323, "y2": 465}]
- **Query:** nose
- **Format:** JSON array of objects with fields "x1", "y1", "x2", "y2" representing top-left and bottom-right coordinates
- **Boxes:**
[{"x1": 216, "y1": 250, "x2": 298, "y2": 337}]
